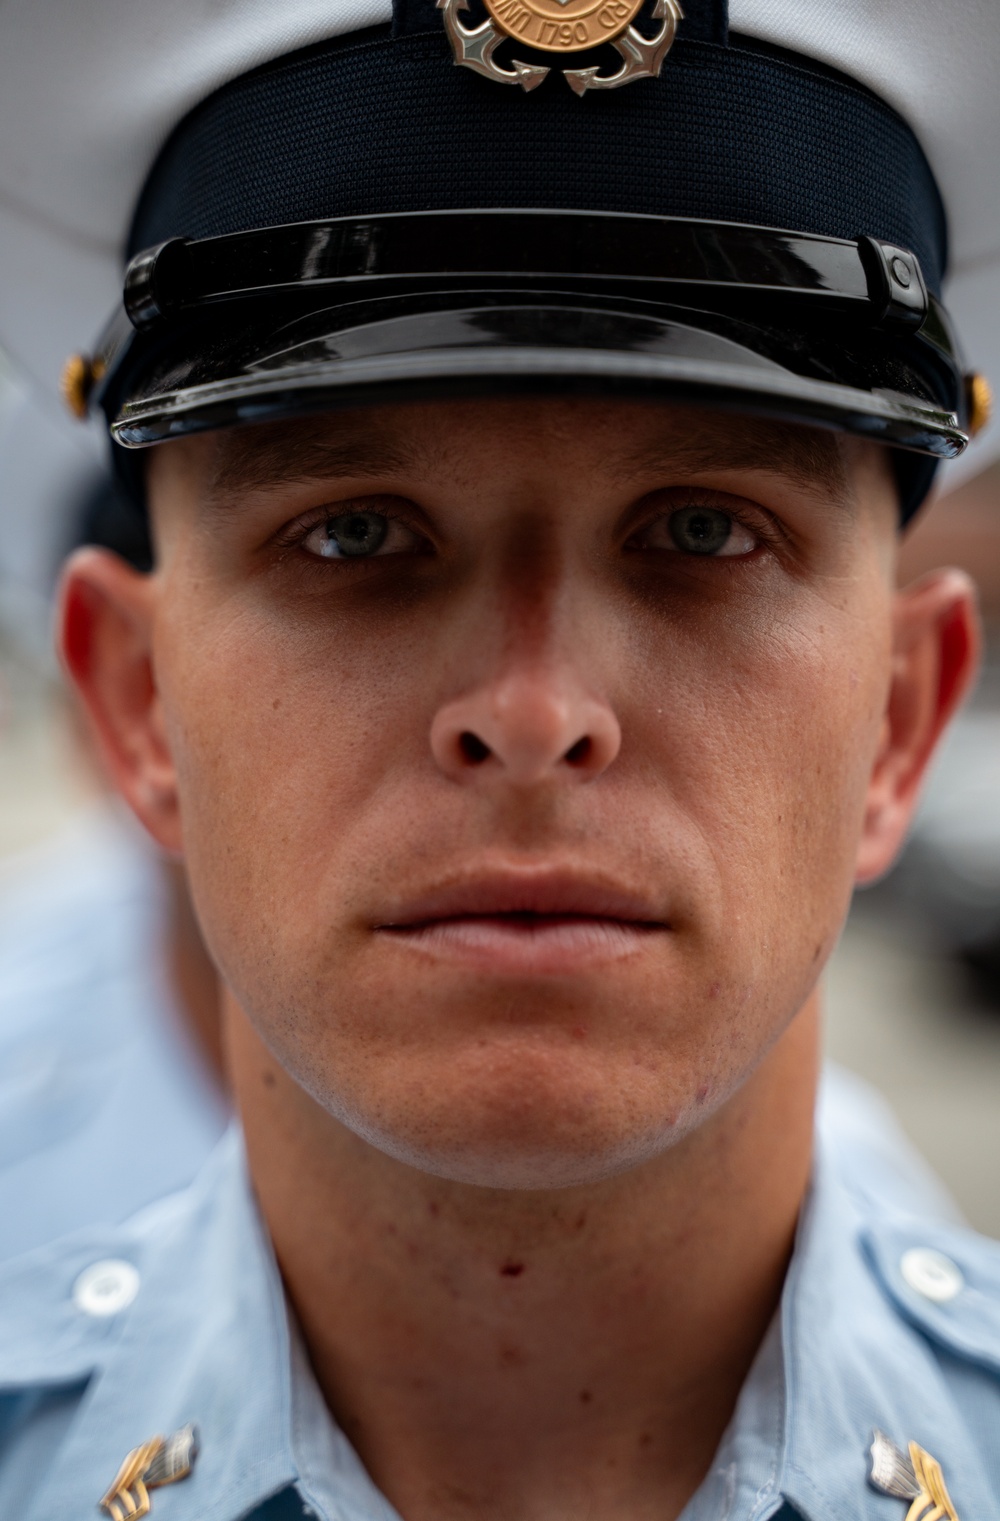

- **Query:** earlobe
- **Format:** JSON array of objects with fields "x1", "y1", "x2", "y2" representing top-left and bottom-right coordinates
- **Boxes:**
[
  {"x1": 855, "y1": 568, "x2": 980, "y2": 885},
  {"x1": 58, "y1": 547, "x2": 183, "y2": 854}
]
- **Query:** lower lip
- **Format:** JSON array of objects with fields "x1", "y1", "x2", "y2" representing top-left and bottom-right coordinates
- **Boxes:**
[{"x1": 378, "y1": 916, "x2": 664, "y2": 974}]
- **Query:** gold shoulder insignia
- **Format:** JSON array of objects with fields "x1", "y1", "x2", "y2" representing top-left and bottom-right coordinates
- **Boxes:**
[
  {"x1": 99, "y1": 1424, "x2": 199, "y2": 1521},
  {"x1": 868, "y1": 1429, "x2": 961, "y2": 1521}
]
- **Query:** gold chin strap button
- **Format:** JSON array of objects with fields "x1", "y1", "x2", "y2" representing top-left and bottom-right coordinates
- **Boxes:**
[
  {"x1": 99, "y1": 1424, "x2": 199, "y2": 1521},
  {"x1": 60, "y1": 351, "x2": 105, "y2": 420},
  {"x1": 965, "y1": 370, "x2": 992, "y2": 438}
]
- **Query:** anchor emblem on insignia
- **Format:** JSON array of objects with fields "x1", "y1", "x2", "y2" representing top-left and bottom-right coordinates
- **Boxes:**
[{"x1": 437, "y1": 0, "x2": 683, "y2": 93}]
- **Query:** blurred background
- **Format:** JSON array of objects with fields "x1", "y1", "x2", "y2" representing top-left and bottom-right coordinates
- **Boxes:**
[
  {"x1": 1, "y1": 361, "x2": 998, "y2": 1236},
  {"x1": 825, "y1": 458, "x2": 1000, "y2": 1236}
]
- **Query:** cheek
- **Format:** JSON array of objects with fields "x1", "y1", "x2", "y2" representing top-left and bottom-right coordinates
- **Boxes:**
[
  {"x1": 152, "y1": 578, "x2": 427, "y2": 979},
  {"x1": 628, "y1": 577, "x2": 890, "y2": 967}
]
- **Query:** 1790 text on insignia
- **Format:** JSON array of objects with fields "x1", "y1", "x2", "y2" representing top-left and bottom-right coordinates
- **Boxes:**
[{"x1": 485, "y1": 0, "x2": 644, "y2": 52}]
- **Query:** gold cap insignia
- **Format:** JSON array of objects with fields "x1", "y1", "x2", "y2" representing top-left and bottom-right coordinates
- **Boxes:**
[
  {"x1": 438, "y1": 0, "x2": 682, "y2": 94},
  {"x1": 99, "y1": 1424, "x2": 199, "y2": 1521},
  {"x1": 868, "y1": 1429, "x2": 961, "y2": 1521}
]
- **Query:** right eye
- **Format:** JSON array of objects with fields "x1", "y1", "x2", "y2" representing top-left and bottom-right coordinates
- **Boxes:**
[
  {"x1": 302, "y1": 510, "x2": 421, "y2": 560},
  {"x1": 636, "y1": 505, "x2": 759, "y2": 558}
]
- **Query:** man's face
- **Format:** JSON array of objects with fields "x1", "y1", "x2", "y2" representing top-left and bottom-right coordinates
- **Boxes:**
[{"x1": 143, "y1": 398, "x2": 898, "y2": 1187}]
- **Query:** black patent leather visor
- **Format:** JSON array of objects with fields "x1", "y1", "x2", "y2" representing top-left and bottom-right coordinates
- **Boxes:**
[{"x1": 94, "y1": 210, "x2": 968, "y2": 464}]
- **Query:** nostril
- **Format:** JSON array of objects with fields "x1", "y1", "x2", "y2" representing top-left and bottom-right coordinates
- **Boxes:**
[
  {"x1": 564, "y1": 736, "x2": 592, "y2": 767},
  {"x1": 459, "y1": 731, "x2": 491, "y2": 765}
]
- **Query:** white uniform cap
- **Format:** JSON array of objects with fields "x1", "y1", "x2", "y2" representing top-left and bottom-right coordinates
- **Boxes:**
[{"x1": 0, "y1": 0, "x2": 996, "y2": 481}]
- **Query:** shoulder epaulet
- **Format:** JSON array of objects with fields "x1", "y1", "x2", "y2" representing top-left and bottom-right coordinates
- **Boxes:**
[
  {"x1": 864, "y1": 1217, "x2": 1000, "y2": 1378},
  {"x1": 0, "y1": 1228, "x2": 141, "y2": 1391}
]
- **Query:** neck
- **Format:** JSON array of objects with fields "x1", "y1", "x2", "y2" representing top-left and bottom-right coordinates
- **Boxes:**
[{"x1": 232, "y1": 997, "x2": 818, "y2": 1521}]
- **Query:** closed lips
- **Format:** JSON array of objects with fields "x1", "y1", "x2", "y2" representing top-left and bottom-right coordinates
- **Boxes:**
[{"x1": 375, "y1": 873, "x2": 668, "y2": 931}]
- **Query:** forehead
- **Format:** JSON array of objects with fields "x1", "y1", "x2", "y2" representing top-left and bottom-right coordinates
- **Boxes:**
[{"x1": 173, "y1": 398, "x2": 855, "y2": 507}]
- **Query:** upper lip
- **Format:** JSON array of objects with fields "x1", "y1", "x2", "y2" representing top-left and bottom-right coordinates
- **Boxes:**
[{"x1": 376, "y1": 870, "x2": 667, "y2": 928}]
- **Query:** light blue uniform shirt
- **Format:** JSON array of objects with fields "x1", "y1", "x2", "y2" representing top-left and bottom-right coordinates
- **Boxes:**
[
  {"x1": 1, "y1": 1119, "x2": 999, "y2": 1521},
  {"x1": 0, "y1": 806, "x2": 228, "y2": 1261}
]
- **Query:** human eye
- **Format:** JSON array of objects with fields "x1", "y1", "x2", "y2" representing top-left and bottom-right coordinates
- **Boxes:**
[
  {"x1": 634, "y1": 503, "x2": 759, "y2": 558},
  {"x1": 299, "y1": 506, "x2": 424, "y2": 560}
]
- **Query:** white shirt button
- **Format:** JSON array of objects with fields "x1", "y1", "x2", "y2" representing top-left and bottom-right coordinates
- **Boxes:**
[
  {"x1": 72, "y1": 1259, "x2": 141, "y2": 1317},
  {"x1": 900, "y1": 1246, "x2": 964, "y2": 1304}
]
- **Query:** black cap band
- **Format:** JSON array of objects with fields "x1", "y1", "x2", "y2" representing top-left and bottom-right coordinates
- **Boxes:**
[{"x1": 130, "y1": 20, "x2": 946, "y2": 293}]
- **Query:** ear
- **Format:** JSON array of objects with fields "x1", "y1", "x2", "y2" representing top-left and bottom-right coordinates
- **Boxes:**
[
  {"x1": 58, "y1": 546, "x2": 183, "y2": 854},
  {"x1": 855, "y1": 568, "x2": 980, "y2": 884}
]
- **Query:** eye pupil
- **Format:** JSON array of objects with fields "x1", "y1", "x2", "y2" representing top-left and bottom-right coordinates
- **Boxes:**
[
  {"x1": 326, "y1": 511, "x2": 388, "y2": 557},
  {"x1": 668, "y1": 506, "x2": 732, "y2": 556}
]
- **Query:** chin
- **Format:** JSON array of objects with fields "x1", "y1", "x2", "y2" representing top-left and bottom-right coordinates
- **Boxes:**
[
  {"x1": 391, "y1": 1132, "x2": 686, "y2": 1191},
  {"x1": 302, "y1": 1036, "x2": 706, "y2": 1191}
]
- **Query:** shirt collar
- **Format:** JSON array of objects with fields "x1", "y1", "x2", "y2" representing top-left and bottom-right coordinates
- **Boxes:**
[
  {"x1": 5, "y1": 1122, "x2": 1000, "y2": 1521},
  {"x1": 773, "y1": 1136, "x2": 999, "y2": 1521},
  {"x1": 8, "y1": 1126, "x2": 299, "y2": 1521},
  {"x1": 288, "y1": 1319, "x2": 402, "y2": 1521},
  {"x1": 677, "y1": 1132, "x2": 1000, "y2": 1521}
]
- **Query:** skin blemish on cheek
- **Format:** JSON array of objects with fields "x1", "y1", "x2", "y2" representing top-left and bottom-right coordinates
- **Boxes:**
[
  {"x1": 262, "y1": 1071, "x2": 277, "y2": 1089},
  {"x1": 571, "y1": 1026, "x2": 587, "y2": 1040},
  {"x1": 272, "y1": 697, "x2": 281, "y2": 710},
  {"x1": 579, "y1": 1390, "x2": 593, "y2": 1405},
  {"x1": 428, "y1": 1201, "x2": 441, "y2": 1218},
  {"x1": 695, "y1": 1084, "x2": 710, "y2": 1105},
  {"x1": 500, "y1": 1261, "x2": 525, "y2": 1277},
  {"x1": 708, "y1": 981, "x2": 721, "y2": 999}
]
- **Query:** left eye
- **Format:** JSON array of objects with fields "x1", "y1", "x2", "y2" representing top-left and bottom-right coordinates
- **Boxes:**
[
  {"x1": 302, "y1": 510, "x2": 420, "y2": 559},
  {"x1": 637, "y1": 505, "x2": 758, "y2": 558}
]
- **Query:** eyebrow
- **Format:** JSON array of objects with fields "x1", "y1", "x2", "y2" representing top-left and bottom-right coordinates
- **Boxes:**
[
  {"x1": 613, "y1": 418, "x2": 851, "y2": 502},
  {"x1": 206, "y1": 423, "x2": 421, "y2": 505}
]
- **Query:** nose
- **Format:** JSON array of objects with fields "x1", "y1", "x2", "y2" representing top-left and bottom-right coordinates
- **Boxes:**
[{"x1": 430, "y1": 666, "x2": 621, "y2": 787}]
